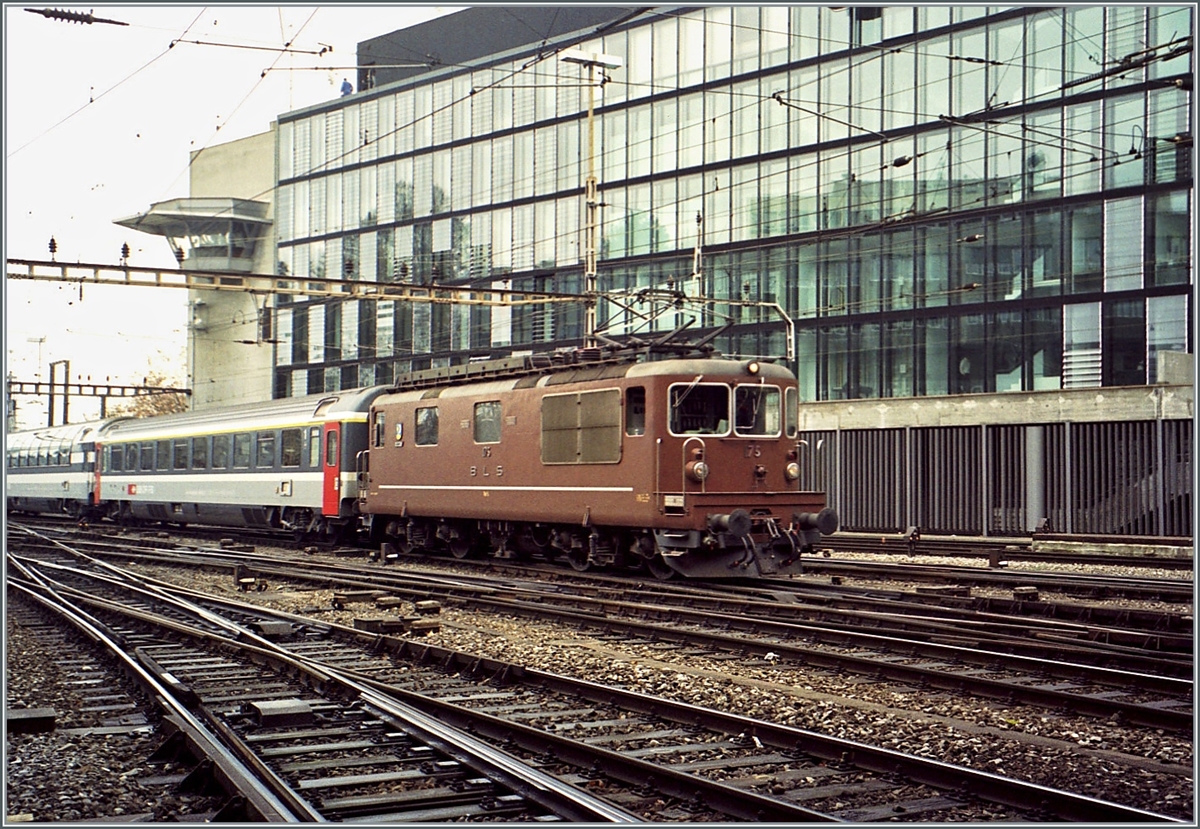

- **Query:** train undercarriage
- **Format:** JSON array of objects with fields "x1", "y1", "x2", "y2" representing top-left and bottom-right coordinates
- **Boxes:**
[{"x1": 367, "y1": 510, "x2": 835, "y2": 579}]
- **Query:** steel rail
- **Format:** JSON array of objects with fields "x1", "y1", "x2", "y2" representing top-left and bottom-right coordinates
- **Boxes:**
[{"x1": 5, "y1": 575, "x2": 306, "y2": 822}]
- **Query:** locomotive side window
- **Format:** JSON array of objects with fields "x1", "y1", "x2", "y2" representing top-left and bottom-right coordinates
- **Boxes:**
[
  {"x1": 373, "y1": 412, "x2": 386, "y2": 448},
  {"x1": 232, "y1": 433, "x2": 252, "y2": 468},
  {"x1": 212, "y1": 434, "x2": 231, "y2": 469},
  {"x1": 625, "y1": 387, "x2": 646, "y2": 436},
  {"x1": 192, "y1": 437, "x2": 208, "y2": 469},
  {"x1": 734, "y1": 386, "x2": 782, "y2": 437},
  {"x1": 256, "y1": 432, "x2": 276, "y2": 468},
  {"x1": 668, "y1": 383, "x2": 730, "y2": 435},
  {"x1": 785, "y1": 387, "x2": 798, "y2": 438},
  {"x1": 473, "y1": 401, "x2": 502, "y2": 444},
  {"x1": 415, "y1": 407, "x2": 439, "y2": 445},
  {"x1": 281, "y1": 429, "x2": 302, "y2": 467}
]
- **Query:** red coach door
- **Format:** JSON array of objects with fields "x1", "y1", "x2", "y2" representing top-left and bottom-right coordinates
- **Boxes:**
[{"x1": 322, "y1": 423, "x2": 342, "y2": 516}]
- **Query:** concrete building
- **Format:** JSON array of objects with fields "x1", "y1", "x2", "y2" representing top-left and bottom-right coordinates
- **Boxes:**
[{"x1": 117, "y1": 128, "x2": 277, "y2": 409}]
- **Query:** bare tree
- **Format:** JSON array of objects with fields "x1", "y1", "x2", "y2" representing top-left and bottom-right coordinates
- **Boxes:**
[{"x1": 107, "y1": 353, "x2": 190, "y2": 418}]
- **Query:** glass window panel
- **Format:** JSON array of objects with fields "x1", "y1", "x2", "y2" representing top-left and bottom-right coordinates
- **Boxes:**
[
  {"x1": 626, "y1": 24, "x2": 651, "y2": 99},
  {"x1": 1151, "y1": 191, "x2": 1190, "y2": 286},
  {"x1": 705, "y1": 7, "x2": 731, "y2": 81},
  {"x1": 819, "y1": 57, "x2": 850, "y2": 144},
  {"x1": 293, "y1": 180, "x2": 310, "y2": 239},
  {"x1": 1147, "y1": 293, "x2": 1190, "y2": 381},
  {"x1": 1105, "y1": 197, "x2": 1143, "y2": 291},
  {"x1": 704, "y1": 86, "x2": 731, "y2": 165},
  {"x1": 678, "y1": 93, "x2": 704, "y2": 170},
  {"x1": 512, "y1": 131, "x2": 533, "y2": 200},
  {"x1": 760, "y1": 6, "x2": 789, "y2": 68},
  {"x1": 1102, "y1": 299, "x2": 1146, "y2": 386},
  {"x1": 413, "y1": 85, "x2": 432, "y2": 147},
  {"x1": 651, "y1": 178, "x2": 676, "y2": 254},
  {"x1": 533, "y1": 127, "x2": 555, "y2": 198},
  {"x1": 432, "y1": 149, "x2": 450, "y2": 214},
  {"x1": 1106, "y1": 93, "x2": 1145, "y2": 189},
  {"x1": 1063, "y1": 302, "x2": 1101, "y2": 388}
]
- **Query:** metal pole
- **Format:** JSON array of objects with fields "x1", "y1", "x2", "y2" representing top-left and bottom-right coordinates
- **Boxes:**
[{"x1": 583, "y1": 60, "x2": 598, "y2": 347}]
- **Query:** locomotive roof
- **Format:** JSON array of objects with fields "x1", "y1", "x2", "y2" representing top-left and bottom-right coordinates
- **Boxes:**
[
  {"x1": 97, "y1": 385, "x2": 392, "y2": 439},
  {"x1": 375, "y1": 356, "x2": 794, "y2": 404}
]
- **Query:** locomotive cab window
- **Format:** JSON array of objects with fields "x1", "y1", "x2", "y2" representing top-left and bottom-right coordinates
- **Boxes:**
[
  {"x1": 785, "y1": 387, "x2": 798, "y2": 438},
  {"x1": 415, "y1": 407, "x2": 439, "y2": 446},
  {"x1": 373, "y1": 412, "x2": 386, "y2": 447},
  {"x1": 668, "y1": 383, "x2": 730, "y2": 435},
  {"x1": 625, "y1": 387, "x2": 646, "y2": 436},
  {"x1": 473, "y1": 401, "x2": 502, "y2": 444},
  {"x1": 734, "y1": 385, "x2": 782, "y2": 437}
]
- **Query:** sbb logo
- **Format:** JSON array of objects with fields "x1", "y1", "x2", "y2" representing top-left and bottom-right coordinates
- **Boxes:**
[{"x1": 127, "y1": 484, "x2": 138, "y2": 495}]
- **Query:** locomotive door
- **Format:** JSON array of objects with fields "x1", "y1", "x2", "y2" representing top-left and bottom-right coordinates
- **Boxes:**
[{"x1": 322, "y1": 423, "x2": 342, "y2": 516}]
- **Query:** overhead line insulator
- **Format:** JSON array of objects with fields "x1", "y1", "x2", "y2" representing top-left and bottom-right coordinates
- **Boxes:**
[{"x1": 24, "y1": 7, "x2": 128, "y2": 26}]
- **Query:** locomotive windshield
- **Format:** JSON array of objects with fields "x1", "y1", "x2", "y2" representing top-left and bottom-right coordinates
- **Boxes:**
[
  {"x1": 669, "y1": 383, "x2": 729, "y2": 435},
  {"x1": 734, "y1": 385, "x2": 782, "y2": 436}
]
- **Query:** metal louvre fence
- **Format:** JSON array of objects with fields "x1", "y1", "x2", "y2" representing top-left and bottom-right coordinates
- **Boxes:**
[{"x1": 798, "y1": 419, "x2": 1192, "y2": 538}]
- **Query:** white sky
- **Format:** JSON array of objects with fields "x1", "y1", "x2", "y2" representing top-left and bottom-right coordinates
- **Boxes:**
[{"x1": 4, "y1": 4, "x2": 462, "y2": 429}]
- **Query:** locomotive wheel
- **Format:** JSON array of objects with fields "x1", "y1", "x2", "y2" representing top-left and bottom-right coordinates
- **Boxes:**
[
  {"x1": 566, "y1": 547, "x2": 591, "y2": 571},
  {"x1": 449, "y1": 536, "x2": 475, "y2": 559},
  {"x1": 646, "y1": 554, "x2": 678, "y2": 580}
]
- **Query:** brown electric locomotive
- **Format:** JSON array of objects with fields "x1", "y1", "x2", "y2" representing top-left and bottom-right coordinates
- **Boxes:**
[{"x1": 359, "y1": 347, "x2": 838, "y2": 578}]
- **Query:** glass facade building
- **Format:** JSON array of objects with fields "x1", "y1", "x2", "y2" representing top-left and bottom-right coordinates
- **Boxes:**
[{"x1": 270, "y1": 5, "x2": 1193, "y2": 401}]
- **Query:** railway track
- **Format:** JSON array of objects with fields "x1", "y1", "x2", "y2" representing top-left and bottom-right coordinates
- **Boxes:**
[
  {"x1": 822, "y1": 532, "x2": 1194, "y2": 571},
  {"x1": 8, "y1": 528, "x2": 1184, "y2": 822},
  {"x1": 17, "y1": 526, "x2": 1194, "y2": 730}
]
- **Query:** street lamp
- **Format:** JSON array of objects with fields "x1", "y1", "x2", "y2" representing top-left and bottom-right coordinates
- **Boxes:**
[{"x1": 561, "y1": 49, "x2": 622, "y2": 348}]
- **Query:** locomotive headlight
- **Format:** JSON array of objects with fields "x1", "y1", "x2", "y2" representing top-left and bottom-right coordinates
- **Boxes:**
[
  {"x1": 686, "y1": 460, "x2": 710, "y2": 482},
  {"x1": 785, "y1": 461, "x2": 801, "y2": 481},
  {"x1": 744, "y1": 360, "x2": 761, "y2": 376}
]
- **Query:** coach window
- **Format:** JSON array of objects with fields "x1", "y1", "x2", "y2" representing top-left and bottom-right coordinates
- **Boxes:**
[
  {"x1": 625, "y1": 387, "x2": 646, "y2": 435},
  {"x1": 473, "y1": 401, "x2": 502, "y2": 443},
  {"x1": 191, "y1": 437, "x2": 208, "y2": 469},
  {"x1": 173, "y1": 439, "x2": 189, "y2": 470},
  {"x1": 281, "y1": 429, "x2": 302, "y2": 467},
  {"x1": 232, "y1": 433, "x2": 252, "y2": 468},
  {"x1": 156, "y1": 440, "x2": 171, "y2": 471},
  {"x1": 212, "y1": 434, "x2": 231, "y2": 469},
  {"x1": 307, "y1": 427, "x2": 321, "y2": 468},
  {"x1": 141, "y1": 443, "x2": 156, "y2": 471},
  {"x1": 108, "y1": 445, "x2": 123, "y2": 473},
  {"x1": 415, "y1": 406, "x2": 439, "y2": 445},
  {"x1": 126, "y1": 444, "x2": 139, "y2": 471},
  {"x1": 325, "y1": 430, "x2": 339, "y2": 466},
  {"x1": 256, "y1": 431, "x2": 276, "y2": 468}
]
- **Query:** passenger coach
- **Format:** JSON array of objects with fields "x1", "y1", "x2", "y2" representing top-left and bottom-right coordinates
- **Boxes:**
[{"x1": 91, "y1": 386, "x2": 388, "y2": 539}]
